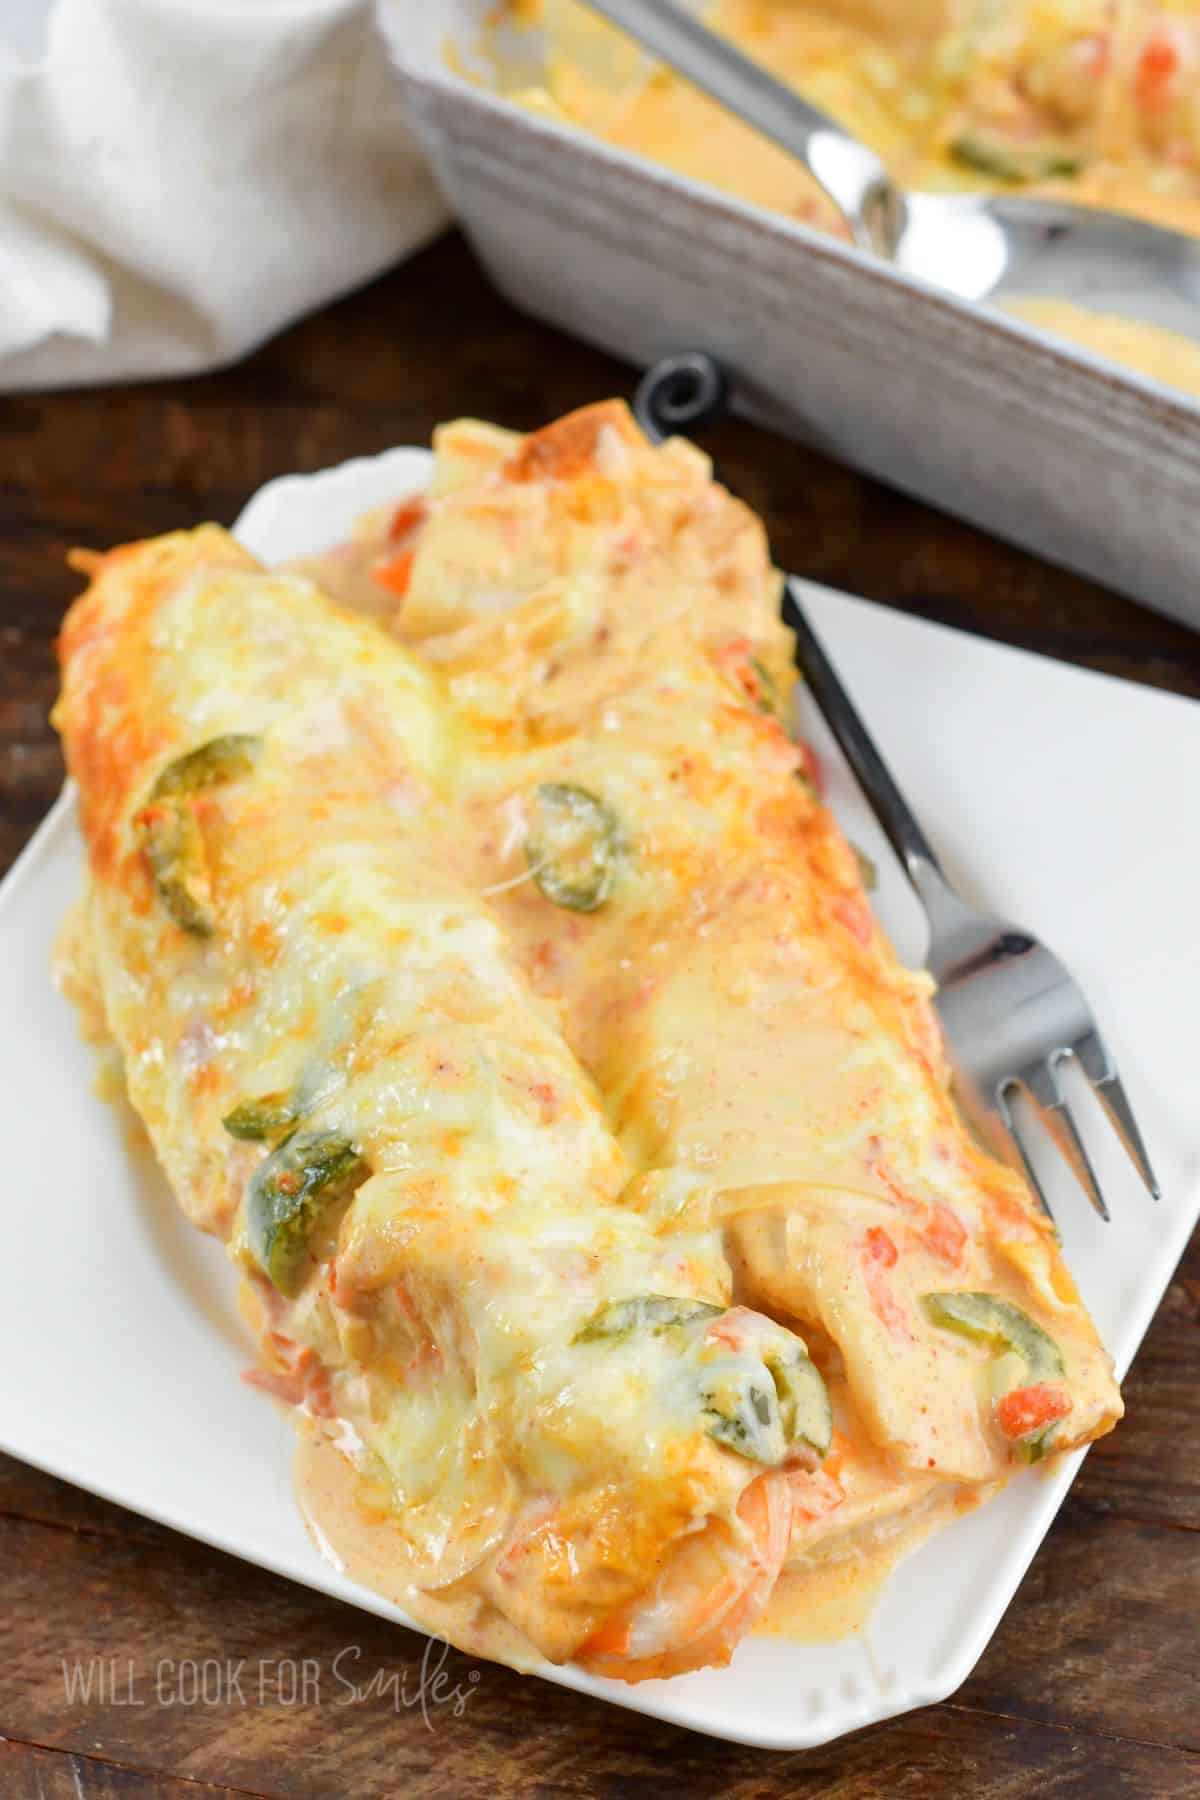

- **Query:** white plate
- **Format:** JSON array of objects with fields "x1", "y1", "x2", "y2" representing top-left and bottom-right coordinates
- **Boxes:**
[{"x1": 1, "y1": 450, "x2": 1196, "y2": 1752}]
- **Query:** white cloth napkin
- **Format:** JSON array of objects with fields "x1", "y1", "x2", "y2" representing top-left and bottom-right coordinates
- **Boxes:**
[{"x1": 0, "y1": 0, "x2": 449, "y2": 390}]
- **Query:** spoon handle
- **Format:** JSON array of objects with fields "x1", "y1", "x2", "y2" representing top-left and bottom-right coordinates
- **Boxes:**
[{"x1": 577, "y1": 0, "x2": 884, "y2": 242}]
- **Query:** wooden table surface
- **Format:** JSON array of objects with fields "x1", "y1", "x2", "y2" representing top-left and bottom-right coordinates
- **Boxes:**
[{"x1": 1, "y1": 232, "x2": 1196, "y2": 1800}]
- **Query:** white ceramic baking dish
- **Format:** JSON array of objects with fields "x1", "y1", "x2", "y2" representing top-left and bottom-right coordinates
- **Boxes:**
[{"x1": 383, "y1": 0, "x2": 1200, "y2": 631}]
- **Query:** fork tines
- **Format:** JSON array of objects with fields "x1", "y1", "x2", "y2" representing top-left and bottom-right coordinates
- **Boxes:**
[{"x1": 994, "y1": 1031, "x2": 1159, "y2": 1225}]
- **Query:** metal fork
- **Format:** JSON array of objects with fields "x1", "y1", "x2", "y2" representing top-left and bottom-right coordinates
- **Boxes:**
[{"x1": 635, "y1": 353, "x2": 1161, "y2": 1222}]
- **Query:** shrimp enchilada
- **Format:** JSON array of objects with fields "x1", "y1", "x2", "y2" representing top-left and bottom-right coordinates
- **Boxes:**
[{"x1": 54, "y1": 404, "x2": 1121, "y2": 1682}]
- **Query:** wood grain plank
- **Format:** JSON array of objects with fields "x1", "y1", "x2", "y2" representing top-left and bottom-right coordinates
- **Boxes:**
[
  {"x1": 958, "y1": 1510, "x2": 1198, "y2": 1752},
  {"x1": 0, "y1": 1741, "x2": 246, "y2": 1800},
  {"x1": 0, "y1": 1739, "x2": 277, "y2": 1799},
  {"x1": 4, "y1": 1717, "x2": 1197, "y2": 1800},
  {"x1": 0, "y1": 1456, "x2": 181, "y2": 1547},
  {"x1": 1075, "y1": 1271, "x2": 1200, "y2": 1531}
]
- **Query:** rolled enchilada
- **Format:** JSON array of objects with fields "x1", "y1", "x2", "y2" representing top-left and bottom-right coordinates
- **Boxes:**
[{"x1": 54, "y1": 526, "x2": 836, "y2": 1680}]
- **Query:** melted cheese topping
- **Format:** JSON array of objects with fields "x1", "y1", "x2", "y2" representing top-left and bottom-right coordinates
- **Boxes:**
[{"x1": 56, "y1": 523, "x2": 831, "y2": 1676}]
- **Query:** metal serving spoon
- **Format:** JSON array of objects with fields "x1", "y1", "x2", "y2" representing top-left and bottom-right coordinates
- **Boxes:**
[{"x1": 581, "y1": 0, "x2": 1200, "y2": 334}]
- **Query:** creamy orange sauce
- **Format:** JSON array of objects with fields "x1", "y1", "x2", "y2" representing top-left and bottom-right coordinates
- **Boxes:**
[
  {"x1": 287, "y1": 526, "x2": 406, "y2": 620},
  {"x1": 761, "y1": 1506, "x2": 943, "y2": 1645},
  {"x1": 299, "y1": 1419, "x2": 946, "y2": 1655},
  {"x1": 1004, "y1": 296, "x2": 1200, "y2": 397},
  {"x1": 295, "y1": 1427, "x2": 544, "y2": 1671},
  {"x1": 760, "y1": 1558, "x2": 886, "y2": 1645},
  {"x1": 765, "y1": 1463, "x2": 992, "y2": 1641},
  {"x1": 295, "y1": 1382, "x2": 976, "y2": 1654}
]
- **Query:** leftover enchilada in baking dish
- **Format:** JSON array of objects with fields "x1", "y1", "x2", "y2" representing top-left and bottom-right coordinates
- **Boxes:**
[
  {"x1": 480, "y1": 1, "x2": 1200, "y2": 394},
  {"x1": 53, "y1": 402, "x2": 1121, "y2": 1681},
  {"x1": 491, "y1": 1, "x2": 1200, "y2": 242}
]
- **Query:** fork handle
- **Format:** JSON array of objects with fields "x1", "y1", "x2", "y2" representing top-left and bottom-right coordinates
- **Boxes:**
[{"x1": 782, "y1": 576, "x2": 947, "y2": 891}]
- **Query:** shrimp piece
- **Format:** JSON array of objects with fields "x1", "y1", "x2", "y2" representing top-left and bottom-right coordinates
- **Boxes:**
[
  {"x1": 242, "y1": 1334, "x2": 335, "y2": 1416},
  {"x1": 576, "y1": 1470, "x2": 793, "y2": 1683}
]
